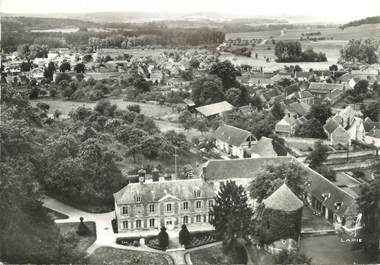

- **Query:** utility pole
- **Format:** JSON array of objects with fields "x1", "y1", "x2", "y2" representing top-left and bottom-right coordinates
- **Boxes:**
[{"x1": 174, "y1": 147, "x2": 178, "y2": 179}]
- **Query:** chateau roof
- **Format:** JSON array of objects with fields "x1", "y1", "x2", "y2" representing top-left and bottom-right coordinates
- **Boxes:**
[
  {"x1": 114, "y1": 178, "x2": 215, "y2": 205},
  {"x1": 263, "y1": 183, "x2": 303, "y2": 211},
  {"x1": 202, "y1": 157, "x2": 292, "y2": 181}
]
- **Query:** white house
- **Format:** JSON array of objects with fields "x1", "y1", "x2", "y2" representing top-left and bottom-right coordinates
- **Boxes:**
[{"x1": 213, "y1": 124, "x2": 257, "y2": 158}]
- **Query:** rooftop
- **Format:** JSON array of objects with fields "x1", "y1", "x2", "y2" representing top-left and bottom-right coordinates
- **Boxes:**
[
  {"x1": 196, "y1": 101, "x2": 234, "y2": 117},
  {"x1": 213, "y1": 124, "x2": 253, "y2": 147},
  {"x1": 263, "y1": 183, "x2": 304, "y2": 211}
]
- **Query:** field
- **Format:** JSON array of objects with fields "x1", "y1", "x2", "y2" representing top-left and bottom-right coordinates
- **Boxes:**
[
  {"x1": 226, "y1": 24, "x2": 380, "y2": 41},
  {"x1": 31, "y1": 98, "x2": 176, "y2": 119},
  {"x1": 220, "y1": 39, "x2": 345, "y2": 70},
  {"x1": 223, "y1": 23, "x2": 380, "y2": 70},
  {"x1": 86, "y1": 247, "x2": 174, "y2": 265}
]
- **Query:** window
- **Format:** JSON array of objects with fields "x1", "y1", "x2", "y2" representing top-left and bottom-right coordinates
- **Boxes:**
[
  {"x1": 149, "y1": 204, "x2": 155, "y2": 213},
  {"x1": 123, "y1": 221, "x2": 128, "y2": 229},
  {"x1": 208, "y1": 200, "x2": 214, "y2": 208},
  {"x1": 122, "y1": 206, "x2": 128, "y2": 215},
  {"x1": 209, "y1": 214, "x2": 214, "y2": 222},
  {"x1": 194, "y1": 190, "x2": 201, "y2": 198},
  {"x1": 136, "y1": 220, "x2": 142, "y2": 228},
  {"x1": 149, "y1": 219, "x2": 155, "y2": 227},
  {"x1": 166, "y1": 203, "x2": 172, "y2": 212},
  {"x1": 136, "y1": 196, "x2": 141, "y2": 203},
  {"x1": 196, "y1": 201, "x2": 202, "y2": 209},
  {"x1": 196, "y1": 215, "x2": 201, "y2": 223},
  {"x1": 183, "y1": 216, "x2": 188, "y2": 224},
  {"x1": 183, "y1": 202, "x2": 189, "y2": 210}
]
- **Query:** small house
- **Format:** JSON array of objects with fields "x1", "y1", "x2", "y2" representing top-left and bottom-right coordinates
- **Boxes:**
[
  {"x1": 213, "y1": 124, "x2": 257, "y2": 158},
  {"x1": 195, "y1": 101, "x2": 234, "y2": 119}
]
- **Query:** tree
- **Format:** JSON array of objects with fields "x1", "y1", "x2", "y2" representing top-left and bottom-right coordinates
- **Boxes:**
[
  {"x1": 353, "y1": 79, "x2": 369, "y2": 96},
  {"x1": 191, "y1": 76, "x2": 224, "y2": 106},
  {"x1": 17, "y1": 44, "x2": 30, "y2": 59},
  {"x1": 59, "y1": 62, "x2": 71, "y2": 72},
  {"x1": 127, "y1": 104, "x2": 141, "y2": 113},
  {"x1": 248, "y1": 162, "x2": 306, "y2": 202},
  {"x1": 295, "y1": 118, "x2": 327, "y2": 139},
  {"x1": 83, "y1": 54, "x2": 93, "y2": 63},
  {"x1": 116, "y1": 126, "x2": 147, "y2": 162},
  {"x1": 133, "y1": 75, "x2": 152, "y2": 93},
  {"x1": 194, "y1": 120, "x2": 208, "y2": 134},
  {"x1": 158, "y1": 226, "x2": 169, "y2": 249},
  {"x1": 317, "y1": 165, "x2": 336, "y2": 182},
  {"x1": 209, "y1": 60, "x2": 240, "y2": 89},
  {"x1": 74, "y1": 63, "x2": 85, "y2": 73},
  {"x1": 164, "y1": 130, "x2": 190, "y2": 151},
  {"x1": 225, "y1": 87, "x2": 241, "y2": 106},
  {"x1": 271, "y1": 135, "x2": 287, "y2": 156},
  {"x1": 251, "y1": 95, "x2": 263, "y2": 111},
  {"x1": 307, "y1": 103, "x2": 332, "y2": 125},
  {"x1": 179, "y1": 225, "x2": 191, "y2": 247},
  {"x1": 307, "y1": 141, "x2": 330, "y2": 169},
  {"x1": 271, "y1": 100, "x2": 285, "y2": 120},
  {"x1": 210, "y1": 181, "x2": 253, "y2": 256},
  {"x1": 178, "y1": 110, "x2": 195, "y2": 130},
  {"x1": 357, "y1": 172, "x2": 380, "y2": 257},
  {"x1": 44, "y1": 62, "x2": 56, "y2": 81},
  {"x1": 275, "y1": 41, "x2": 302, "y2": 62},
  {"x1": 55, "y1": 72, "x2": 72, "y2": 84},
  {"x1": 340, "y1": 39, "x2": 378, "y2": 64},
  {"x1": 94, "y1": 99, "x2": 117, "y2": 117},
  {"x1": 362, "y1": 102, "x2": 380, "y2": 122},
  {"x1": 181, "y1": 69, "x2": 193, "y2": 81}
]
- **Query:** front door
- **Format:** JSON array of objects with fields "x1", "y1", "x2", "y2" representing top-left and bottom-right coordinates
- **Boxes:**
[{"x1": 165, "y1": 217, "x2": 175, "y2": 230}]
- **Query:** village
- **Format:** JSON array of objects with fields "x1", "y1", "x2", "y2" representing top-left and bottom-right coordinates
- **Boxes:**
[{"x1": 1, "y1": 5, "x2": 380, "y2": 265}]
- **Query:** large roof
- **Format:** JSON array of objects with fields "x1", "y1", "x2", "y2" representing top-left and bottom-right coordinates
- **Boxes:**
[
  {"x1": 114, "y1": 178, "x2": 215, "y2": 205},
  {"x1": 196, "y1": 101, "x2": 234, "y2": 117},
  {"x1": 263, "y1": 183, "x2": 303, "y2": 211},
  {"x1": 323, "y1": 118, "x2": 339, "y2": 134},
  {"x1": 286, "y1": 102, "x2": 311, "y2": 117},
  {"x1": 308, "y1": 83, "x2": 344, "y2": 93},
  {"x1": 213, "y1": 124, "x2": 253, "y2": 147},
  {"x1": 249, "y1": 136, "x2": 277, "y2": 157},
  {"x1": 202, "y1": 157, "x2": 293, "y2": 181}
]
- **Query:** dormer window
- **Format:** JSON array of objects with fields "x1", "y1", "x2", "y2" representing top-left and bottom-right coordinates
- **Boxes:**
[
  {"x1": 194, "y1": 189, "x2": 201, "y2": 198},
  {"x1": 136, "y1": 196, "x2": 142, "y2": 203}
]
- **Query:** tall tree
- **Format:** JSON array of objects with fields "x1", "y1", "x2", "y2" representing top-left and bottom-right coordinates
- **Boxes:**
[
  {"x1": 248, "y1": 162, "x2": 306, "y2": 202},
  {"x1": 307, "y1": 103, "x2": 332, "y2": 125},
  {"x1": 307, "y1": 141, "x2": 330, "y2": 170},
  {"x1": 209, "y1": 60, "x2": 240, "y2": 89},
  {"x1": 295, "y1": 118, "x2": 327, "y2": 139},
  {"x1": 210, "y1": 181, "x2": 253, "y2": 256}
]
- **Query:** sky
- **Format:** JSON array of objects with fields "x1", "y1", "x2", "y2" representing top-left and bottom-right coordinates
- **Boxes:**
[{"x1": 1, "y1": 0, "x2": 379, "y2": 22}]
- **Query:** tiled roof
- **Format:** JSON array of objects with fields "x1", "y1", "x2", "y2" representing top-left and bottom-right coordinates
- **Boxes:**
[
  {"x1": 213, "y1": 124, "x2": 254, "y2": 147},
  {"x1": 249, "y1": 136, "x2": 277, "y2": 157},
  {"x1": 308, "y1": 83, "x2": 344, "y2": 93},
  {"x1": 295, "y1": 90, "x2": 314, "y2": 99},
  {"x1": 323, "y1": 118, "x2": 339, "y2": 134},
  {"x1": 297, "y1": 162, "x2": 358, "y2": 216},
  {"x1": 286, "y1": 102, "x2": 311, "y2": 117},
  {"x1": 114, "y1": 178, "x2": 215, "y2": 205},
  {"x1": 202, "y1": 157, "x2": 293, "y2": 181},
  {"x1": 196, "y1": 101, "x2": 234, "y2": 117},
  {"x1": 263, "y1": 183, "x2": 303, "y2": 211}
]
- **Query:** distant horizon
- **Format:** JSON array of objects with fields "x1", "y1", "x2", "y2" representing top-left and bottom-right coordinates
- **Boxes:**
[{"x1": 1, "y1": 0, "x2": 379, "y2": 24}]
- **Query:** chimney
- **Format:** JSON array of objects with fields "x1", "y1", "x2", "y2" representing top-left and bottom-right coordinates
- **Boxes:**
[
  {"x1": 138, "y1": 169, "x2": 146, "y2": 184},
  {"x1": 152, "y1": 168, "x2": 159, "y2": 182}
]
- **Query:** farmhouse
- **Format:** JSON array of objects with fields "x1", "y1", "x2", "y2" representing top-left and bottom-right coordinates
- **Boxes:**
[
  {"x1": 284, "y1": 102, "x2": 311, "y2": 119},
  {"x1": 213, "y1": 124, "x2": 257, "y2": 158},
  {"x1": 195, "y1": 101, "x2": 234, "y2": 119},
  {"x1": 274, "y1": 116, "x2": 298, "y2": 136},
  {"x1": 307, "y1": 82, "x2": 346, "y2": 104}
]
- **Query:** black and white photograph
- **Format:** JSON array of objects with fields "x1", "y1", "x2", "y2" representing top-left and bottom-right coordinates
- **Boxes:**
[{"x1": 1, "y1": 0, "x2": 380, "y2": 264}]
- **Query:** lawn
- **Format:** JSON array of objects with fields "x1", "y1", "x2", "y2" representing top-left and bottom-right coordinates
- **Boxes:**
[
  {"x1": 300, "y1": 235, "x2": 375, "y2": 264},
  {"x1": 57, "y1": 221, "x2": 97, "y2": 253},
  {"x1": 86, "y1": 247, "x2": 174, "y2": 265},
  {"x1": 189, "y1": 244, "x2": 234, "y2": 265}
]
